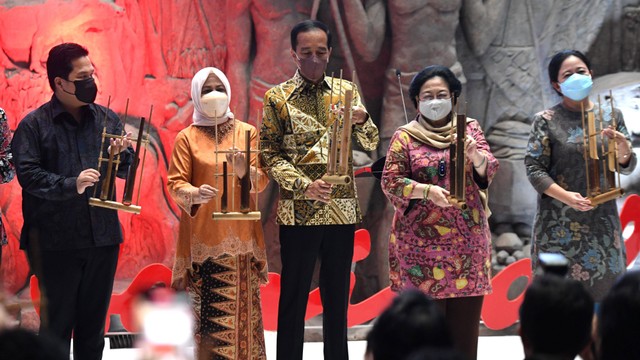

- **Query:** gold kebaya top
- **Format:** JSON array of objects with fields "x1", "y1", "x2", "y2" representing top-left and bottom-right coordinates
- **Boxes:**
[{"x1": 167, "y1": 120, "x2": 268, "y2": 288}]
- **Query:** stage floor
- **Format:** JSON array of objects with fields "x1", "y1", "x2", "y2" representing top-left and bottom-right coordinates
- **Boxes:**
[{"x1": 93, "y1": 332, "x2": 525, "y2": 360}]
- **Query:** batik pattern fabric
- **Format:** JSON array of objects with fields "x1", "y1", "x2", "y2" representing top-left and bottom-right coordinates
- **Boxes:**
[
  {"x1": 0, "y1": 108, "x2": 15, "y2": 246},
  {"x1": 381, "y1": 118, "x2": 498, "y2": 299},
  {"x1": 188, "y1": 255, "x2": 266, "y2": 360},
  {"x1": 260, "y1": 71, "x2": 379, "y2": 226},
  {"x1": 525, "y1": 103, "x2": 637, "y2": 302}
]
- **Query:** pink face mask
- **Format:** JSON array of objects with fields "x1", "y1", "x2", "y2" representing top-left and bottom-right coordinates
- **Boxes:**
[{"x1": 295, "y1": 54, "x2": 327, "y2": 82}]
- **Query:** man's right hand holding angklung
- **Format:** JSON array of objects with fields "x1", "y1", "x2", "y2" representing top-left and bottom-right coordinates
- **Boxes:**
[
  {"x1": 305, "y1": 179, "x2": 332, "y2": 203},
  {"x1": 76, "y1": 168, "x2": 100, "y2": 194}
]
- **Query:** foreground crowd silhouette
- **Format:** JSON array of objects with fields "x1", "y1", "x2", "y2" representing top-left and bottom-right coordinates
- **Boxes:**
[
  {"x1": 2, "y1": 269, "x2": 638, "y2": 359},
  {"x1": 363, "y1": 270, "x2": 640, "y2": 360}
]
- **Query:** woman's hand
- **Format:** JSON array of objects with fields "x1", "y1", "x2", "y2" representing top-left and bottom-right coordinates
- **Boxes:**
[
  {"x1": 602, "y1": 127, "x2": 632, "y2": 163},
  {"x1": 452, "y1": 134, "x2": 486, "y2": 169},
  {"x1": 462, "y1": 134, "x2": 486, "y2": 169},
  {"x1": 562, "y1": 191, "x2": 593, "y2": 212},
  {"x1": 425, "y1": 185, "x2": 452, "y2": 208},
  {"x1": 193, "y1": 184, "x2": 218, "y2": 204},
  {"x1": 226, "y1": 147, "x2": 249, "y2": 178}
]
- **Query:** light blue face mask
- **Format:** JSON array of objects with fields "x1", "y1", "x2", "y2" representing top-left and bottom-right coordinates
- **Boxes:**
[{"x1": 559, "y1": 73, "x2": 593, "y2": 101}]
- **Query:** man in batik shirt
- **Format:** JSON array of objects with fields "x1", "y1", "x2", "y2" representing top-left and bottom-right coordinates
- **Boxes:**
[{"x1": 261, "y1": 19, "x2": 379, "y2": 360}]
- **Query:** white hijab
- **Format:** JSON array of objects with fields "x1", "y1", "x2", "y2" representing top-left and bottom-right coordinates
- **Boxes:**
[{"x1": 191, "y1": 67, "x2": 234, "y2": 126}]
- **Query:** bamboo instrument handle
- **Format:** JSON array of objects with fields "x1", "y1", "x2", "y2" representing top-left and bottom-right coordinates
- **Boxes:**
[
  {"x1": 221, "y1": 162, "x2": 228, "y2": 213},
  {"x1": 240, "y1": 130, "x2": 251, "y2": 212},
  {"x1": 338, "y1": 90, "x2": 353, "y2": 175},
  {"x1": 123, "y1": 117, "x2": 145, "y2": 205}
]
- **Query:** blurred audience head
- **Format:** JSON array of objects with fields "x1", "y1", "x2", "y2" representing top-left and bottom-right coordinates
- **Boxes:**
[
  {"x1": 598, "y1": 270, "x2": 640, "y2": 360},
  {"x1": 0, "y1": 328, "x2": 68, "y2": 360},
  {"x1": 405, "y1": 347, "x2": 468, "y2": 360},
  {"x1": 519, "y1": 274, "x2": 594, "y2": 359},
  {"x1": 365, "y1": 290, "x2": 452, "y2": 360}
]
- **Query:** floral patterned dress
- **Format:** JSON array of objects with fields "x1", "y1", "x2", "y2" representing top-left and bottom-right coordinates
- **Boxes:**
[
  {"x1": 525, "y1": 103, "x2": 637, "y2": 302},
  {"x1": 381, "y1": 118, "x2": 499, "y2": 299}
]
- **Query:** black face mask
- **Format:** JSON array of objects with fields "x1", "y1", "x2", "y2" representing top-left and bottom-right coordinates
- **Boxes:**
[{"x1": 63, "y1": 77, "x2": 98, "y2": 104}]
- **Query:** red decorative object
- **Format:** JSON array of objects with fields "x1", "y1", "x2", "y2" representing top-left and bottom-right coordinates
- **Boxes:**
[
  {"x1": 29, "y1": 238, "x2": 534, "y2": 332},
  {"x1": 259, "y1": 229, "x2": 397, "y2": 330},
  {"x1": 106, "y1": 263, "x2": 173, "y2": 332},
  {"x1": 620, "y1": 194, "x2": 640, "y2": 266},
  {"x1": 481, "y1": 258, "x2": 532, "y2": 330},
  {"x1": 29, "y1": 263, "x2": 172, "y2": 332}
]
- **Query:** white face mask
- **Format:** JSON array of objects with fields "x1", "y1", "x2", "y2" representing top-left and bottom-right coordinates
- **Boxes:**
[
  {"x1": 200, "y1": 91, "x2": 228, "y2": 118},
  {"x1": 419, "y1": 98, "x2": 452, "y2": 121}
]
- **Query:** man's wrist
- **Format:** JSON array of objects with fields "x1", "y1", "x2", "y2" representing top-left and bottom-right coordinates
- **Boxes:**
[{"x1": 294, "y1": 178, "x2": 312, "y2": 194}]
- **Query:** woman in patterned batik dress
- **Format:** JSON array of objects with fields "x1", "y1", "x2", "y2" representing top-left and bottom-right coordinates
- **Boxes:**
[
  {"x1": 382, "y1": 65, "x2": 499, "y2": 360},
  {"x1": 167, "y1": 67, "x2": 269, "y2": 360},
  {"x1": 0, "y1": 108, "x2": 15, "y2": 270},
  {"x1": 525, "y1": 50, "x2": 636, "y2": 302}
]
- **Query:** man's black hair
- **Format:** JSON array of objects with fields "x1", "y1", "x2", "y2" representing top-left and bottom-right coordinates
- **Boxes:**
[
  {"x1": 519, "y1": 275, "x2": 594, "y2": 358},
  {"x1": 366, "y1": 290, "x2": 452, "y2": 360},
  {"x1": 290, "y1": 20, "x2": 332, "y2": 51},
  {"x1": 46, "y1": 42, "x2": 89, "y2": 91},
  {"x1": 598, "y1": 271, "x2": 640, "y2": 360}
]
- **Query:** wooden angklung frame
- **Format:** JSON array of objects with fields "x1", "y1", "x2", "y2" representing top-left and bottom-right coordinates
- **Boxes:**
[
  {"x1": 322, "y1": 70, "x2": 354, "y2": 186},
  {"x1": 89, "y1": 99, "x2": 150, "y2": 214},
  {"x1": 448, "y1": 95, "x2": 468, "y2": 210},
  {"x1": 580, "y1": 91, "x2": 624, "y2": 206},
  {"x1": 211, "y1": 116, "x2": 261, "y2": 220}
]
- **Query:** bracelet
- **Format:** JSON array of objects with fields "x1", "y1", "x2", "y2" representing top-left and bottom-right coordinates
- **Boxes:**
[
  {"x1": 423, "y1": 184, "x2": 431, "y2": 200},
  {"x1": 473, "y1": 155, "x2": 486, "y2": 169}
]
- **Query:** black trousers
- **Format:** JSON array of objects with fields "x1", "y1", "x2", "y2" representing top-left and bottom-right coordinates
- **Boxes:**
[
  {"x1": 27, "y1": 245, "x2": 120, "y2": 360},
  {"x1": 277, "y1": 224, "x2": 355, "y2": 360}
]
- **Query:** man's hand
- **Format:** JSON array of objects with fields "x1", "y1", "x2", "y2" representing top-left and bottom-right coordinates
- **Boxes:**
[
  {"x1": 76, "y1": 168, "x2": 100, "y2": 194},
  {"x1": 351, "y1": 105, "x2": 368, "y2": 125},
  {"x1": 304, "y1": 179, "x2": 332, "y2": 203},
  {"x1": 108, "y1": 132, "x2": 133, "y2": 154},
  {"x1": 335, "y1": 105, "x2": 368, "y2": 125}
]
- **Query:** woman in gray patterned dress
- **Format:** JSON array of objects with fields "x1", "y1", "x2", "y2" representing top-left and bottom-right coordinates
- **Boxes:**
[{"x1": 525, "y1": 50, "x2": 637, "y2": 301}]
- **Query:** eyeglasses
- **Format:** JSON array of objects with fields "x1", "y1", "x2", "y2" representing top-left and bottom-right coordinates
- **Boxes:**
[{"x1": 419, "y1": 94, "x2": 451, "y2": 101}]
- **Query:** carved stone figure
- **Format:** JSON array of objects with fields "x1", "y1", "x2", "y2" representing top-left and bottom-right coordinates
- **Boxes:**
[
  {"x1": 622, "y1": 6, "x2": 640, "y2": 71},
  {"x1": 226, "y1": 0, "x2": 311, "y2": 125},
  {"x1": 462, "y1": 0, "x2": 612, "y2": 233},
  {"x1": 377, "y1": 0, "x2": 509, "y2": 154}
]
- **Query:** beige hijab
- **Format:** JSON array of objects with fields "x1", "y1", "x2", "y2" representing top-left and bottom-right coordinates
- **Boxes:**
[
  {"x1": 399, "y1": 113, "x2": 491, "y2": 217},
  {"x1": 399, "y1": 114, "x2": 470, "y2": 148}
]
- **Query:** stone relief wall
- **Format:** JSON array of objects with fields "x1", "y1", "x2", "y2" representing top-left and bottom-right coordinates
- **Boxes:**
[{"x1": 0, "y1": 0, "x2": 638, "y2": 298}]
